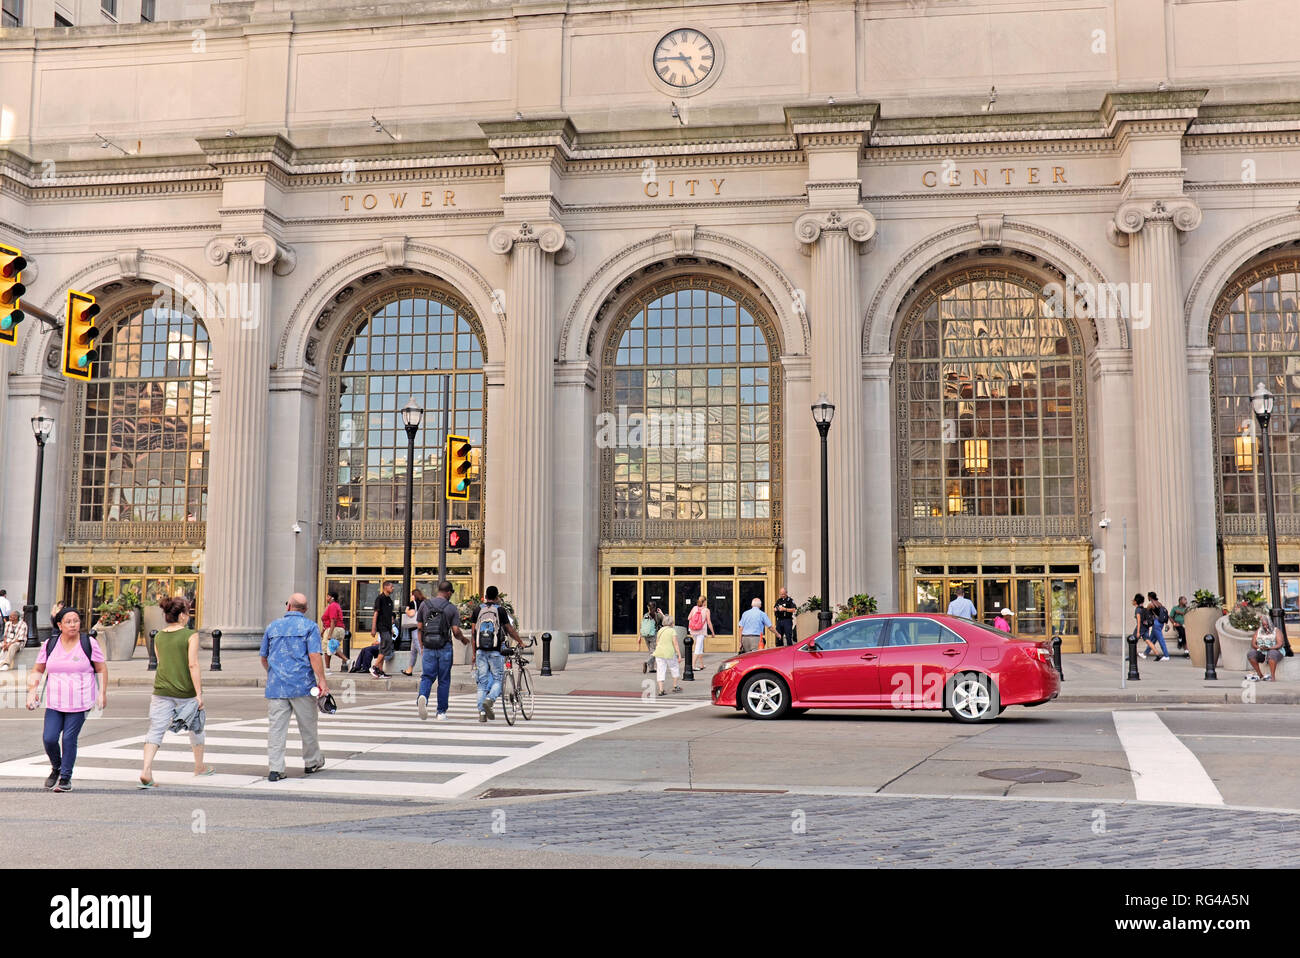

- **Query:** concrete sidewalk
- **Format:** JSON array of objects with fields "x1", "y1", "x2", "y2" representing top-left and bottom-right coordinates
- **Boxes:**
[{"x1": 7, "y1": 642, "x2": 1296, "y2": 705}]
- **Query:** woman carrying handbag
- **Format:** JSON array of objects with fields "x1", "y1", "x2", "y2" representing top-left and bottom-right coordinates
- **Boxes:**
[{"x1": 400, "y1": 589, "x2": 425, "y2": 676}]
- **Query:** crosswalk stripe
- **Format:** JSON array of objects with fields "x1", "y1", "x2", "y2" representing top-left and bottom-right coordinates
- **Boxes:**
[
  {"x1": 0, "y1": 693, "x2": 705, "y2": 800},
  {"x1": 1112, "y1": 710, "x2": 1224, "y2": 806}
]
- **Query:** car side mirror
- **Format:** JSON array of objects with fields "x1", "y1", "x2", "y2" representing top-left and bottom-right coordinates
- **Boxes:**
[{"x1": 804, "y1": 640, "x2": 819, "y2": 652}]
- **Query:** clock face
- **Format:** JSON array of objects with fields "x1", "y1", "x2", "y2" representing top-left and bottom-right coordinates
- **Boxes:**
[{"x1": 653, "y1": 29, "x2": 716, "y2": 89}]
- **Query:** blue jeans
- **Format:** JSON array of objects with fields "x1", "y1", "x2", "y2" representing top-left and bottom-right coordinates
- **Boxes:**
[
  {"x1": 43, "y1": 709, "x2": 88, "y2": 778},
  {"x1": 475, "y1": 651, "x2": 504, "y2": 711},
  {"x1": 1145, "y1": 625, "x2": 1169, "y2": 657},
  {"x1": 418, "y1": 644, "x2": 454, "y2": 714}
]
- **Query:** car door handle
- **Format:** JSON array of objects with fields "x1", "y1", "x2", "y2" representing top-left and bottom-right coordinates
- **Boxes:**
[
  {"x1": 859, "y1": 653, "x2": 878, "y2": 661},
  {"x1": 942, "y1": 649, "x2": 961, "y2": 657}
]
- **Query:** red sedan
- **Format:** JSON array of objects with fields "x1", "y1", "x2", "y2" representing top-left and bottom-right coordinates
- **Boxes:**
[{"x1": 710, "y1": 613, "x2": 1059, "y2": 722}]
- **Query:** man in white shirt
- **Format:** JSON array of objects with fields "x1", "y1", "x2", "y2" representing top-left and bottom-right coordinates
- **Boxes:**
[
  {"x1": 946, "y1": 587, "x2": 977, "y2": 620},
  {"x1": 0, "y1": 590, "x2": 10, "y2": 621}
]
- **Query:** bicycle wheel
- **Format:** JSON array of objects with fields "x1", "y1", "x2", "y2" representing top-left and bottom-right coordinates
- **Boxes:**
[
  {"x1": 501, "y1": 668, "x2": 518, "y2": 726},
  {"x1": 519, "y1": 665, "x2": 535, "y2": 720}
]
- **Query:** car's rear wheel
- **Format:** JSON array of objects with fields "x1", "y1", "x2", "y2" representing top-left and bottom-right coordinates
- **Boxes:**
[
  {"x1": 740, "y1": 673, "x2": 790, "y2": 720},
  {"x1": 946, "y1": 672, "x2": 1000, "y2": 723}
]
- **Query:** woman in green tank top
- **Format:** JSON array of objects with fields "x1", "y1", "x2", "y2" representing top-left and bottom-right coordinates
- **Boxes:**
[{"x1": 139, "y1": 597, "x2": 211, "y2": 787}]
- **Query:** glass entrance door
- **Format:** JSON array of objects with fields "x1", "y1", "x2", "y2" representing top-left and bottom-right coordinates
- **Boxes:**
[
  {"x1": 1015, "y1": 579, "x2": 1047, "y2": 638},
  {"x1": 707, "y1": 580, "x2": 734, "y2": 642}
]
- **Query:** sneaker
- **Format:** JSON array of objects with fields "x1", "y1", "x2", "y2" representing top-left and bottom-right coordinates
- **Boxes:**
[
  {"x1": 483, "y1": 698, "x2": 496, "y2": 721},
  {"x1": 268, "y1": 771, "x2": 285, "y2": 782},
  {"x1": 417, "y1": 694, "x2": 428, "y2": 721},
  {"x1": 478, "y1": 711, "x2": 487, "y2": 723},
  {"x1": 435, "y1": 712, "x2": 448, "y2": 721},
  {"x1": 1263, "y1": 675, "x2": 1274, "y2": 682},
  {"x1": 1138, "y1": 652, "x2": 1148, "y2": 659},
  {"x1": 52, "y1": 778, "x2": 72, "y2": 792},
  {"x1": 44, "y1": 768, "x2": 59, "y2": 789},
  {"x1": 304, "y1": 762, "x2": 325, "y2": 774},
  {"x1": 1246, "y1": 674, "x2": 1260, "y2": 681}
]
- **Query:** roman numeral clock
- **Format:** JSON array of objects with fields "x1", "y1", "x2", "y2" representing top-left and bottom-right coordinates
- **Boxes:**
[{"x1": 649, "y1": 27, "x2": 724, "y2": 97}]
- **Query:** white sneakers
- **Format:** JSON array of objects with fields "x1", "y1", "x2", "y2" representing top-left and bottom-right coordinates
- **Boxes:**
[
  {"x1": 435, "y1": 712, "x2": 448, "y2": 721},
  {"x1": 416, "y1": 694, "x2": 428, "y2": 721}
]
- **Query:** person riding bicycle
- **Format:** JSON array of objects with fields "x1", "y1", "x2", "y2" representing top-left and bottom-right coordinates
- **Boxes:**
[{"x1": 469, "y1": 585, "x2": 520, "y2": 723}]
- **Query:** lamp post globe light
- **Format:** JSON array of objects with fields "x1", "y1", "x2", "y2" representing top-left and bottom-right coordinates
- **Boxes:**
[
  {"x1": 400, "y1": 397, "x2": 424, "y2": 614},
  {"x1": 812, "y1": 393, "x2": 835, "y2": 634},
  {"x1": 24, "y1": 408, "x2": 55, "y2": 646},
  {"x1": 1251, "y1": 382, "x2": 1288, "y2": 642}
]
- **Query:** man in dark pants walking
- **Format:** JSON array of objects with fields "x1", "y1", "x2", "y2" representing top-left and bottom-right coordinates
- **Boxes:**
[
  {"x1": 415, "y1": 581, "x2": 467, "y2": 721},
  {"x1": 773, "y1": 588, "x2": 797, "y2": 646}
]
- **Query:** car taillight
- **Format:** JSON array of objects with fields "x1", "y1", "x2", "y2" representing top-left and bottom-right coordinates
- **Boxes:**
[{"x1": 1023, "y1": 645, "x2": 1052, "y2": 664}]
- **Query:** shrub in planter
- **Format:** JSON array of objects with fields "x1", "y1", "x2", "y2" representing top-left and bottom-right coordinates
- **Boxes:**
[
  {"x1": 1192, "y1": 589, "x2": 1224, "y2": 610},
  {"x1": 834, "y1": 594, "x2": 878, "y2": 622}
]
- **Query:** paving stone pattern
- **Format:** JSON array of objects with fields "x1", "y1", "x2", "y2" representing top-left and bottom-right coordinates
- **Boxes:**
[{"x1": 308, "y1": 792, "x2": 1296, "y2": 867}]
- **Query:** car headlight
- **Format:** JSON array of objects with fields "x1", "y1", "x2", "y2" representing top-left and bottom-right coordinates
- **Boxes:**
[{"x1": 717, "y1": 658, "x2": 740, "y2": 673}]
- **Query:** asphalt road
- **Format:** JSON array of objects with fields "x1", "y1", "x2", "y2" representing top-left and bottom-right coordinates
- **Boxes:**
[{"x1": 1, "y1": 687, "x2": 1296, "y2": 867}]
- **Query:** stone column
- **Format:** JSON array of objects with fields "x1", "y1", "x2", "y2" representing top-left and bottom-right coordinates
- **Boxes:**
[
  {"x1": 861, "y1": 353, "x2": 896, "y2": 610},
  {"x1": 1110, "y1": 198, "x2": 1201, "y2": 603},
  {"x1": 1185, "y1": 346, "x2": 1219, "y2": 591},
  {"x1": 486, "y1": 221, "x2": 569, "y2": 637},
  {"x1": 1089, "y1": 348, "x2": 1138, "y2": 654},
  {"x1": 794, "y1": 208, "x2": 876, "y2": 606},
  {"x1": 203, "y1": 234, "x2": 294, "y2": 648}
]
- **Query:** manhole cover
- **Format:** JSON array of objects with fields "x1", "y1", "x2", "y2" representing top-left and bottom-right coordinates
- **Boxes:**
[
  {"x1": 477, "y1": 787, "x2": 584, "y2": 799},
  {"x1": 978, "y1": 767, "x2": 1080, "y2": 783}
]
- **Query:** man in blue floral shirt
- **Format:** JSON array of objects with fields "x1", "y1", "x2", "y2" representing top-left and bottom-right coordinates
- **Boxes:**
[{"x1": 260, "y1": 593, "x2": 329, "y2": 782}]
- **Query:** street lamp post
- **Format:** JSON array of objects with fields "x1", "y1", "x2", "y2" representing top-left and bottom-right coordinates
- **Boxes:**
[
  {"x1": 400, "y1": 397, "x2": 424, "y2": 620},
  {"x1": 24, "y1": 408, "x2": 55, "y2": 646},
  {"x1": 1252, "y1": 382, "x2": 1288, "y2": 643},
  {"x1": 812, "y1": 393, "x2": 835, "y2": 634}
]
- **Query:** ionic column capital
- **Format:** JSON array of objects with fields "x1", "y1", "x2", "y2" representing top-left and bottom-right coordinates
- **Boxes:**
[
  {"x1": 794, "y1": 208, "x2": 876, "y2": 255},
  {"x1": 1108, "y1": 198, "x2": 1202, "y2": 247},
  {"x1": 205, "y1": 234, "x2": 296, "y2": 275},
  {"x1": 488, "y1": 220, "x2": 574, "y2": 264}
]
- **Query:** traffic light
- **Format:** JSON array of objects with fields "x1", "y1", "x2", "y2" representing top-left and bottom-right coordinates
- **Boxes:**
[
  {"x1": 446, "y1": 435, "x2": 473, "y2": 501},
  {"x1": 0, "y1": 244, "x2": 26, "y2": 346},
  {"x1": 447, "y1": 527, "x2": 471, "y2": 552},
  {"x1": 62, "y1": 289, "x2": 101, "y2": 381}
]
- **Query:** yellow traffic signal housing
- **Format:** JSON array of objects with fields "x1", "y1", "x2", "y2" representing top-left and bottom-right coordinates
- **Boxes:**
[
  {"x1": 0, "y1": 244, "x2": 26, "y2": 346},
  {"x1": 62, "y1": 289, "x2": 101, "y2": 381},
  {"x1": 446, "y1": 435, "x2": 474, "y2": 501}
]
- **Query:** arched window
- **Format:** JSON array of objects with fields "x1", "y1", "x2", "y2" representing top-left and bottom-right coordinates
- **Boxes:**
[
  {"x1": 326, "y1": 289, "x2": 485, "y2": 541},
  {"x1": 601, "y1": 277, "x2": 782, "y2": 543},
  {"x1": 897, "y1": 268, "x2": 1089, "y2": 538},
  {"x1": 73, "y1": 303, "x2": 211, "y2": 539},
  {"x1": 1212, "y1": 258, "x2": 1300, "y2": 535}
]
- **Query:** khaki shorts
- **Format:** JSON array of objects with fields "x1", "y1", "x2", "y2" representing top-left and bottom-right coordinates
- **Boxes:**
[{"x1": 740, "y1": 634, "x2": 762, "y2": 653}]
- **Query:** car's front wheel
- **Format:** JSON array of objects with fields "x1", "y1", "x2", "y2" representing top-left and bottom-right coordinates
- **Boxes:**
[
  {"x1": 740, "y1": 673, "x2": 790, "y2": 720},
  {"x1": 946, "y1": 672, "x2": 1001, "y2": 723}
]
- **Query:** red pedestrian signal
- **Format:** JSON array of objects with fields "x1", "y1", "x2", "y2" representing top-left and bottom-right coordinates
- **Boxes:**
[{"x1": 447, "y1": 527, "x2": 471, "y2": 551}]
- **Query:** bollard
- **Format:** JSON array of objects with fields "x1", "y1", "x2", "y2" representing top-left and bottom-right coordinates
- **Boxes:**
[
  {"x1": 1204, "y1": 634, "x2": 1218, "y2": 681},
  {"x1": 1051, "y1": 633, "x2": 1064, "y2": 682},
  {"x1": 147, "y1": 630, "x2": 158, "y2": 671},
  {"x1": 540, "y1": 631, "x2": 553, "y2": 677},
  {"x1": 683, "y1": 633, "x2": 694, "y2": 681},
  {"x1": 343, "y1": 628, "x2": 352, "y2": 661},
  {"x1": 210, "y1": 629, "x2": 223, "y2": 672},
  {"x1": 1126, "y1": 634, "x2": 1140, "y2": 681}
]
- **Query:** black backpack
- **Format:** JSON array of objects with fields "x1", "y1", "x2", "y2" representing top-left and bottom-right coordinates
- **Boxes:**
[
  {"x1": 1139, "y1": 606, "x2": 1154, "y2": 629},
  {"x1": 420, "y1": 599, "x2": 451, "y2": 651},
  {"x1": 1155, "y1": 604, "x2": 1169, "y2": 625},
  {"x1": 45, "y1": 632, "x2": 93, "y2": 663}
]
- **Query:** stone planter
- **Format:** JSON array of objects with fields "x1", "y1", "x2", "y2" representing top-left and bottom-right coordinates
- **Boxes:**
[
  {"x1": 1215, "y1": 615, "x2": 1256, "y2": 671},
  {"x1": 544, "y1": 630, "x2": 568, "y2": 672},
  {"x1": 795, "y1": 611, "x2": 822, "y2": 643},
  {"x1": 1183, "y1": 607, "x2": 1222, "y2": 669},
  {"x1": 141, "y1": 604, "x2": 166, "y2": 644},
  {"x1": 97, "y1": 610, "x2": 140, "y2": 661}
]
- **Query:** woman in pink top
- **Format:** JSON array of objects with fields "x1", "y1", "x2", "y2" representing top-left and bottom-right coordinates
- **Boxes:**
[{"x1": 25, "y1": 607, "x2": 107, "y2": 792}]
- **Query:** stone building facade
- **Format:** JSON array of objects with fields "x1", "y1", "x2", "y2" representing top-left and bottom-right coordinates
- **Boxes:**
[{"x1": 2, "y1": 0, "x2": 1299, "y2": 652}]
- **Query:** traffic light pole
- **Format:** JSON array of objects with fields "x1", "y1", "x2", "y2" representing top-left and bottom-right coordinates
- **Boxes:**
[
  {"x1": 436, "y1": 374, "x2": 450, "y2": 588},
  {"x1": 16, "y1": 301, "x2": 62, "y2": 333},
  {"x1": 23, "y1": 429, "x2": 48, "y2": 646}
]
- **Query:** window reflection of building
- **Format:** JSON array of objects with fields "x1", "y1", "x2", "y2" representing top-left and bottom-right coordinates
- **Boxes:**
[
  {"x1": 327, "y1": 291, "x2": 485, "y2": 540},
  {"x1": 604, "y1": 279, "x2": 779, "y2": 541},
  {"x1": 900, "y1": 269, "x2": 1086, "y2": 534},
  {"x1": 77, "y1": 306, "x2": 211, "y2": 531}
]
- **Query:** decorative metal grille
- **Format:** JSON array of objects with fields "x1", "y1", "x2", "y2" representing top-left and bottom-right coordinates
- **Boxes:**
[{"x1": 895, "y1": 267, "x2": 1091, "y2": 540}]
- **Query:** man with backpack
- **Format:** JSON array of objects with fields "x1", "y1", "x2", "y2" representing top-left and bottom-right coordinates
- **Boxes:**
[
  {"x1": 468, "y1": 585, "x2": 520, "y2": 723},
  {"x1": 1140, "y1": 591, "x2": 1171, "y2": 661},
  {"x1": 641, "y1": 602, "x2": 665, "y2": 674},
  {"x1": 415, "y1": 580, "x2": 466, "y2": 721}
]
